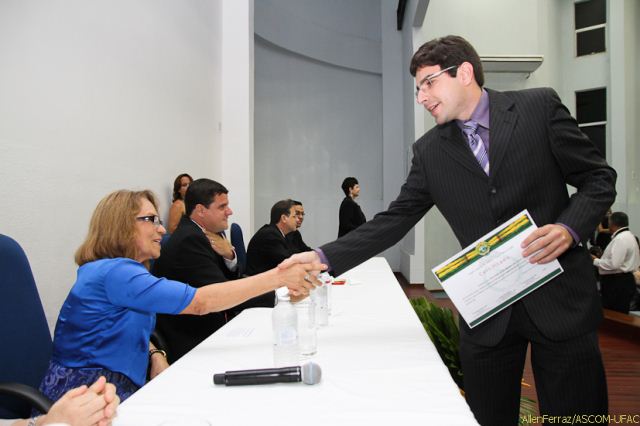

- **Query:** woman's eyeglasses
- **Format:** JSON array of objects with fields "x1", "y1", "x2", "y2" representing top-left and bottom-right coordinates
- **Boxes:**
[{"x1": 136, "y1": 215, "x2": 164, "y2": 228}]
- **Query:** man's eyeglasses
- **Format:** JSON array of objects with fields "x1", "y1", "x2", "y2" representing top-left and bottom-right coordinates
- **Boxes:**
[
  {"x1": 136, "y1": 215, "x2": 164, "y2": 228},
  {"x1": 415, "y1": 65, "x2": 458, "y2": 98}
]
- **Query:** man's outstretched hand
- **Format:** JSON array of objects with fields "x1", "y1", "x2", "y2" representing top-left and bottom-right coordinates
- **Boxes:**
[{"x1": 279, "y1": 251, "x2": 322, "y2": 271}]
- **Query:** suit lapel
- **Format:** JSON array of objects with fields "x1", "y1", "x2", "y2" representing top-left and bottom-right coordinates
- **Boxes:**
[
  {"x1": 438, "y1": 122, "x2": 488, "y2": 180},
  {"x1": 486, "y1": 89, "x2": 517, "y2": 178}
]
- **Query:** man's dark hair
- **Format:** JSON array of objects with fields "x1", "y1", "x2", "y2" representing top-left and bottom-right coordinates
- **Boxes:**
[
  {"x1": 185, "y1": 178, "x2": 228, "y2": 216},
  {"x1": 609, "y1": 212, "x2": 629, "y2": 228},
  {"x1": 341, "y1": 177, "x2": 359, "y2": 197},
  {"x1": 270, "y1": 199, "x2": 295, "y2": 225},
  {"x1": 291, "y1": 200, "x2": 303, "y2": 206},
  {"x1": 409, "y1": 35, "x2": 484, "y2": 87}
]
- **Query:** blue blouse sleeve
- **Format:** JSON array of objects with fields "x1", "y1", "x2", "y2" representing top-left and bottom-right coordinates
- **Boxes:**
[{"x1": 103, "y1": 259, "x2": 196, "y2": 314}]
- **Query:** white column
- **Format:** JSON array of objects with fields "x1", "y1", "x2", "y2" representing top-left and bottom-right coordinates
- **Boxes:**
[
  {"x1": 380, "y1": 0, "x2": 406, "y2": 270},
  {"x1": 398, "y1": 0, "x2": 427, "y2": 285},
  {"x1": 608, "y1": 0, "x2": 627, "y2": 210},
  {"x1": 221, "y1": 0, "x2": 255, "y2": 234}
]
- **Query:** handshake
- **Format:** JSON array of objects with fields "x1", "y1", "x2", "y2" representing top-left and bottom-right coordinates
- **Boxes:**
[{"x1": 274, "y1": 251, "x2": 326, "y2": 297}]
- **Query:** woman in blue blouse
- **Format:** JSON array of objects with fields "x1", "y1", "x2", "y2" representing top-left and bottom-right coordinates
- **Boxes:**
[{"x1": 40, "y1": 190, "x2": 321, "y2": 402}]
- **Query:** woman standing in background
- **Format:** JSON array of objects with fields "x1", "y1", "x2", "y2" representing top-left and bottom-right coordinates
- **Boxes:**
[
  {"x1": 338, "y1": 177, "x2": 366, "y2": 237},
  {"x1": 167, "y1": 173, "x2": 193, "y2": 233}
]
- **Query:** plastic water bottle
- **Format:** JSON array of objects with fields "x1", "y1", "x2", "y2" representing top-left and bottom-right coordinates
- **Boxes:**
[
  {"x1": 315, "y1": 274, "x2": 330, "y2": 327},
  {"x1": 320, "y1": 272, "x2": 333, "y2": 315},
  {"x1": 272, "y1": 288, "x2": 299, "y2": 366}
]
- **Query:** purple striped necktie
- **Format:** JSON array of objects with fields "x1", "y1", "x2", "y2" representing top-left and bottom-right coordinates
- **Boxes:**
[{"x1": 462, "y1": 120, "x2": 489, "y2": 175}]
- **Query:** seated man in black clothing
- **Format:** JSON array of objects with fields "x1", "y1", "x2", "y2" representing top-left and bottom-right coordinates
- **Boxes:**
[
  {"x1": 152, "y1": 178, "x2": 240, "y2": 363},
  {"x1": 286, "y1": 200, "x2": 312, "y2": 253},
  {"x1": 247, "y1": 199, "x2": 298, "y2": 277}
]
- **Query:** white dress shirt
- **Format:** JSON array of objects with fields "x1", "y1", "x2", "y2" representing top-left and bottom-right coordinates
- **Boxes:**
[{"x1": 593, "y1": 227, "x2": 640, "y2": 275}]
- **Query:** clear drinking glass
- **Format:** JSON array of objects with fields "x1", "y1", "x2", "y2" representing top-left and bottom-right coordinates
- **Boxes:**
[{"x1": 296, "y1": 300, "x2": 317, "y2": 357}]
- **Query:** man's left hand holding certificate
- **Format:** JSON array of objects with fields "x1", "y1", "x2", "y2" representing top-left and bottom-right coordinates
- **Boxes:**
[{"x1": 432, "y1": 210, "x2": 564, "y2": 328}]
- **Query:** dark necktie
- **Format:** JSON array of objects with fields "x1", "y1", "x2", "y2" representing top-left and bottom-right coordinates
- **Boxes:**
[{"x1": 462, "y1": 120, "x2": 489, "y2": 175}]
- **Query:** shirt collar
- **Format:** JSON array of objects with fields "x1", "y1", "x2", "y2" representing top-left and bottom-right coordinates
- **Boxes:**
[
  {"x1": 456, "y1": 88, "x2": 490, "y2": 130},
  {"x1": 274, "y1": 224, "x2": 287, "y2": 238},
  {"x1": 190, "y1": 218, "x2": 206, "y2": 234},
  {"x1": 612, "y1": 227, "x2": 629, "y2": 238}
]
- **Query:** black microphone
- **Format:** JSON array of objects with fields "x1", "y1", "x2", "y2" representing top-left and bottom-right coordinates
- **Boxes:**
[{"x1": 213, "y1": 362, "x2": 321, "y2": 386}]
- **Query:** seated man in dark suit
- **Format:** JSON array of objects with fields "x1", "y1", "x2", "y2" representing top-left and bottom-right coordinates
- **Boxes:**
[
  {"x1": 286, "y1": 200, "x2": 312, "y2": 254},
  {"x1": 247, "y1": 199, "x2": 298, "y2": 277},
  {"x1": 152, "y1": 178, "x2": 240, "y2": 363}
]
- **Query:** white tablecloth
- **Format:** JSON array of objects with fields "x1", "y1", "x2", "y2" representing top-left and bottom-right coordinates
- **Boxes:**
[{"x1": 115, "y1": 257, "x2": 478, "y2": 425}]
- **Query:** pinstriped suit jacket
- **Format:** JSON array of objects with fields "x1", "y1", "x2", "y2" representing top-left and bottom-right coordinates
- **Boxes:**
[{"x1": 320, "y1": 88, "x2": 616, "y2": 346}]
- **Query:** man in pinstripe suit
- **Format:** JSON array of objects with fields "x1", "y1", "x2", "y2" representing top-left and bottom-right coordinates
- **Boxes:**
[{"x1": 282, "y1": 35, "x2": 615, "y2": 425}]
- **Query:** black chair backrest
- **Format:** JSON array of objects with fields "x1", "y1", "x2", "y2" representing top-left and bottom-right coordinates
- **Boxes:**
[
  {"x1": 0, "y1": 234, "x2": 53, "y2": 418},
  {"x1": 149, "y1": 232, "x2": 171, "y2": 270},
  {"x1": 230, "y1": 223, "x2": 247, "y2": 276}
]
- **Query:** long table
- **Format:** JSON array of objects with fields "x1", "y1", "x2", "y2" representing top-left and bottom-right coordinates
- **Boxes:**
[{"x1": 115, "y1": 257, "x2": 478, "y2": 425}]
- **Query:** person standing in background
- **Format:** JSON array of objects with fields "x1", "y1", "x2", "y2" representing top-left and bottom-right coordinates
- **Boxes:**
[
  {"x1": 167, "y1": 173, "x2": 193, "y2": 234},
  {"x1": 593, "y1": 208, "x2": 613, "y2": 250},
  {"x1": 338, "y1": 177, "x2": 366, "y2": 237},
  {"x1": 593, "y1": 211, "x2": 640, "y2": 313}
]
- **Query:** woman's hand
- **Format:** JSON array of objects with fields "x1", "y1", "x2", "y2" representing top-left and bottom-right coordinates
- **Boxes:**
[
  {"x1": 38, "y1": 376, "x2": 120, "y2": 426},
  {"x1": 93, "y1": 378, "x2": 119, "y2": 426}
]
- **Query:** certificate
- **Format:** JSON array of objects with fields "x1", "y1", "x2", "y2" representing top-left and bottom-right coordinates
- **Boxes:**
[{"x1": 431, "y1": 210, "x2": 563, "y2": 328}]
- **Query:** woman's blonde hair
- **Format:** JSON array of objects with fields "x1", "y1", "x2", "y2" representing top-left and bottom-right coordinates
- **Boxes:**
[{"x1": 75, "y1": 190, "x2": 158, "y2": 266}]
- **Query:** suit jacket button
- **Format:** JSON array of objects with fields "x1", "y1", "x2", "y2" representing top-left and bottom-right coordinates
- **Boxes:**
[{"x1": 490, "y1": 187, "x2": 497, "y2": 195}]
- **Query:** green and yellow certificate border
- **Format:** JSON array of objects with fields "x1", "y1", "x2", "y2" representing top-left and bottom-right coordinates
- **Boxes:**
[{"x1": 435, "y1": 212, "x2": 533, "y2": 282}]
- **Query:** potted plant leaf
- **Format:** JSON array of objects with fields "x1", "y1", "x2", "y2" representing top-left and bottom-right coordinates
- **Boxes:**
[{"x1": 410, "y1": 297, "x2": 537, "y2": 425}]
